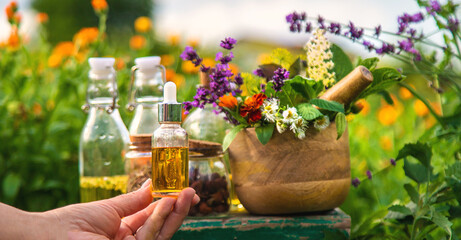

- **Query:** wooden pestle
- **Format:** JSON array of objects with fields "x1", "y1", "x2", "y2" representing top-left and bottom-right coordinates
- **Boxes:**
[{"x1": 320, "y1": 66, "x2": 373, "y2": 106}]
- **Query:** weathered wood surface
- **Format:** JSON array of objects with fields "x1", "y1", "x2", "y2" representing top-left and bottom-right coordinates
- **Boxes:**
[
  {"x1": 173, "y1": 208, "x2": 350, "y2": 240},
  {"x1": 228, "y1": 123, "x2": 350, "y2": 214}
]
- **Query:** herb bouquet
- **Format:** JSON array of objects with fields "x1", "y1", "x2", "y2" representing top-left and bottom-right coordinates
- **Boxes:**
[{"x1": 181, "y1": 30, "x2": 404, "y2": 214}]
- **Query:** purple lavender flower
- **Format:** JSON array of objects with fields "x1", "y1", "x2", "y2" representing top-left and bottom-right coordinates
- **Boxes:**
[
  {"x1": 183, "y1": 101, "x2": 193, "y2": 114},
  {"x1": 220, "y1": 37, "x2": 237, "y2": 50},
  {"x1": 200, "y1": 65, "x2": 211, "y2": 72},
  {"x1": 374, "y1": 25, "x2": 382, "y2": 37},
  {"x1": 318, "y1": 15, "x2": 325, "y2": 29},
  {"x1": 328, "y1": 23, "x2": 341, "y2": 35},
  {"x1": 286, "y1": 11, "x2": 306, "y2": 33},
  {"x1": 366, "y1": 170, "x2": 373, "y2": 180},
  {"x1": 398, "y1": 39, "x2": 414, "y2": 52},
  {"x1": 260, "y1": 83, "x2": 266, "y2": 93},
  {"x1": 271, "y1": 67, "x2": 289, "y2": 92},
  {"x1": 410, "y1": 13, "x2": 424, "y2": 22},
  {"x1": 426, "y1": 0, "x2": 441, "y2": 15},
  {"x1": 352, "y1": 177, "x2": 361, "y2": 188},
  {"x1": 234, "y1": 73, "x2": 243, "y2": 85},
  {"x1": 448, "y1": 17, "x2": 460, "y2": 32},
  {"x1": 346, "y1": 21, "x2": 364, "y2": 41},
  {"x1": 180, "y1": 46, "x2": 202, "y2": 67},
  {"x1": 390, "y1": 158, "x2": 396, "y2": 166},
  {"x1": 363, "y1": 40, "x2": 374, "y2": 51},
  {"x1": 407, "y1": 28, "x2": 417, "y2": 37},
  {"x1": 215, "y1": 52, "x2": 234, "y2": 65},
  {"x1": 305, "y1": 22, "x2": 312, "y2": 33},
  {"x1": 376, "y1": 43, "x2": 395, "y2": 54},
  {"x1": 253, "y1": 68, "x2": 265, "y2": 77}
]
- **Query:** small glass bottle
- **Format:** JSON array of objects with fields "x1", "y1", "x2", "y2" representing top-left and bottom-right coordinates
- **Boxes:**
[
  {"x1": 152, "y1": 82, "x2": 189, "y2": 198},
  {"x1": 79, "y1": 57, "x2": 130, "y2": 203},
  {"x1": 126, "y1": 56, "x2": 165, "y2": 192}
]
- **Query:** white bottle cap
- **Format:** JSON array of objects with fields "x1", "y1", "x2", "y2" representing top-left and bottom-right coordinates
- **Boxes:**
[
  {"x1": 163, "y1": 81, "x2": 177, "y2": 103},
  {"x1": 88, "y1": 57, "x2": 115, "y2": 71},
  {"x1": 135, "y1": 56, "x2": 161, "y2": 71}
]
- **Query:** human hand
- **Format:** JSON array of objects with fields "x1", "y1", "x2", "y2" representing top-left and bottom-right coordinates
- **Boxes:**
[{"x1": 44, "y1": 179, "x2": 199, "y2": 240}]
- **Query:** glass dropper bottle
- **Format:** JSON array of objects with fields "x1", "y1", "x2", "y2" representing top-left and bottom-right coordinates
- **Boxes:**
[{"x1": 152, "y1": 82, "x2": 189, "y2": 198}]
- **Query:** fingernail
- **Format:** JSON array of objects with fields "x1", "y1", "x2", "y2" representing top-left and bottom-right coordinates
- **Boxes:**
[{"x1": 141, "y1": 178, "x2": 151, "y2": 189}]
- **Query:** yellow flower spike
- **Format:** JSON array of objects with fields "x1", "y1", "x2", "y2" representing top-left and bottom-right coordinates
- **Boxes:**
[
  {"x1": 134, "y1": 16, "x2": 152, "y2": 33},
  {"x1": 257, "y1": 53, "x2": 271, "y2": 64}
]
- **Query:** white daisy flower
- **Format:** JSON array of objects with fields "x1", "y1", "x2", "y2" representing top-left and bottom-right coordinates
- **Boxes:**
[
  {"x1": 261, "y1": 98, "x2": 279, "y2": 123},
  {"x1": 314, "y1": 115, "x2": 330, "y2": 130},
  {"x1": 282, "y1": 107, "x2": 299, "y2": 124},
  {"x1": 276, "y1": 120, "x2": 287, "y2": 133}
]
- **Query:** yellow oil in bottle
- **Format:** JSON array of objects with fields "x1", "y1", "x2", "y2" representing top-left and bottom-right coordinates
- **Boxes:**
[
  {"x1": 152, "y1": 147, "x2": 189, "y2": 198},
  {"x1": 80, "y1": 175, "x2": 128, "y2": 203}
]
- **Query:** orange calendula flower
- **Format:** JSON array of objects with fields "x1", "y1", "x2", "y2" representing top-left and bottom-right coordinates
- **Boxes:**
[
  {"x1": 201, "y1": 58, "x2": 215, "y2": 68},
  {"x1": 167, "y1": 34, "x2": 180, "y2": 46},
  {"x1": 399, "y1": 87, "x2": 412, "y2": 100},
  {"x1": 48, "y1": 54, "x2": 62, "y2": 68},
  {"x1": 160, "y1": 54, "x2": 174, "y2": 67},
  {"x1": 130, "y1": 35, "x2": 146, "y2": 50},
  {"x1": 134, "y1": 16, "x2": 152, "y2": 33},
  {"x1": 181, "y1": 61, "x2": 199, "y2": 74},
  {"x1": 5, "y1": 5, "x2": 14, "y2": 21},
  {"x1": 165, "y1": 68, "x2": 176, "y2": 82},
  {"x1": 73, "y1": 27, "x2": 99, "y2": 47},
  {"x1": 36, "y1": 12, "x2": 48, "y2": 23},
  {"x1": 379, "y1": 136, "x2": 393, "y2": 151},
  {"x1": 115, "y1": 58, "x2": 125, "y2": 70},
  {"x1": 414, "y1": 100, "x2": 429, "y2": 117},
  {"x1": 355, "y1": 99, "x2": 370, "y2": 115},
  {"x1": 171, "y1": 74, "x2": 185, "y2": 88},
  {"x1": 218, "y1": 94, "x2": 238, "y2": 109},
  {"x1": 377, "y1": 105, "x2": 398, "y2": 126},
  {"x1": 53, "y1": 41, "x2": 75, "y2": 56},
  {"x1": 240, "y1": 93, "x2": 267, "y2": 123},
  {"x1": 91, "y1": 0, "x2": 108, "y2": 12},
  {"x1": 7, "y1": 28, "x2": 20, "y2": 50},
  {"x1": 187, "y1": 38, "x2": 199, "y2": 48},
  {"x1": 229, "y1": 63, "x2": 239, "y2": 75}
]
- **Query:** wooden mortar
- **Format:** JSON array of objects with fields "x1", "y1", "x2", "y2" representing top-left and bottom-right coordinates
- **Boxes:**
[{"x1": 228, "y1": 122, "x2": 350, "y2": 215}]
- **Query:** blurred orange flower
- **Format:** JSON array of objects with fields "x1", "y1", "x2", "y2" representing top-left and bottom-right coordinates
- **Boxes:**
[
  {"x1": 229, "y1": 63, "x2": 239, "y2": 75},
  {"x1": 130, "y1": 35, "x2": 146, "y2": 50},
  {"x1": 48, "y1": 41, "x2": 75, "y2": 68},
  {"x1": 32, "y1": 102, "x2": 42, "y2": 116},
  {"x1": 165, "y1": 68, "x2": 176, "y2": 82},
  {"x1": 5, "y1": 1, "x2": 17, "y2": 22},
  {"x1": 36, "y1": 12, "x2": 48, "y2": 23},
  {"x1": 134, "y1": 16, "x2": 152, "y2": 33},
  {"x1": 91, "y1": 0, "x2": 108, "y2": 12},
  {"x1": 425, "y1": 116, "x2": 436, "y2": 129},
  {"x1": 115, "y1": 58, "x2": 125, "y2": 70},
  {"x1": 73, "y1": 27, "x2": 99, "y2": 47},
  {"x1": 48, "y1": 54, "x2": 62, "y2": 68},
  {"x1": 181, "y1": 61, "x2": 199, "y2": 74},
  {"x1": 171, "y1": 74, "x2": 185, "y2": 88},
  {"x1": 414, "y1": 100, "x2": 429, "y2": 117},
  {"x1": 379, "y1": 136, "x2": 393, "y2": 151},
  {"x1": 378, "y1": 105, "x2": 398, "y2": 126},
  {"x1": 14, "y1": 13, "x2": 21, "y2": 23},
  {"x1": 7, "y1": 28, "x2": 20, "y2": 50},
  {"x1": 399, "y1": 87, "x2": 413, "y2": 99},
  {"x1": 167, "y1": 34, "x2": 180, "y2": 46},
  {"x1": 355, "y1": 99, "x2": 370, "y2": 116},
  {"x1": 202, "y1": 58, "x2": 215, "y2": 68},
  {"x1": 160, "y1": 54, "x2": 174, "y2": 67},
  {"x1": 187, "y1": 38, "x2": 199, "y2": 48},
  {"x1": 219, "y1": 94, "x2": 238, "y2": 109}
]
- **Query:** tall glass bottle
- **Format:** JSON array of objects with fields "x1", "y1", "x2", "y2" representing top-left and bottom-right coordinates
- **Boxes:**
[
  {"x1": 126, "y1": 56, "x2": 165, "y2": 192},
  {"x1": 79, "y1": 57, "x2": 130, "y2": 203},
  {"x1": 152, "y1": 82, "x2": 189, "y2": 198}
]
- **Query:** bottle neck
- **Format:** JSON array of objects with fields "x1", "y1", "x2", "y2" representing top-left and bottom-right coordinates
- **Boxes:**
[
  {"x1": 133, "y1": 69, "x2": 163, "y2": 104},
  {"x1": 87, "y1": 69, "x2": 118, "y2": 106}
]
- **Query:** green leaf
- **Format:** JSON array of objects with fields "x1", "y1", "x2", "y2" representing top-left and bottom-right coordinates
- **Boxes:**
[
  {"x1": 396, "y1": 142, "x2": 432, "y2": 168},
  {"x1": 446, "y1": 161, "x2": 461, "y2": 179},
  {"x1": 357, "y1": 57, "x2": 379, "y2": 71},
  {"x1": 358, "y1": 68, "x2": 405, "y2": 99},
  {"x1": 255, "y1": 124, "x2": 275, "y2": 145},
  {"x1": 335, "y1": 112, "x2": 346, "y2": 140},
  {"x1": 378, "y1": 91, "x2": 394, "y2": 105},
  {"x1": 404, "y1": 183, "x2": 419, "y2": 203},
  {"x1": 3, "y1": 173, "x2": 21, "y2": 200},
  {"x1": 297, "y1": 103, "x2": 322, "y2": 120},
  {"x1": 388, "y1": 205, "x2": 412, "y2": 216},
  {"x1": 310, "y1": 98, "x2": 345, "y2": 113},
  {"x1": 331, "y1": 44, "x2": 353, "y2": 81},
  {"x1": 289, "y1": 75, "x2": 324, "y2": 101},
  {"x1": 288, "y1": 57, "x2": 303, "y2": 78},
  {"x1": 403, "y1": 159, "x2": 429, "y2": 183},
  {"x1": 223, "y1": 125, "x2": 245, "y2": 151},
  {"x1": 432, "y1": 211, "x2": 453, "y2": 237},
  {"x1": 221, "y1": 106, "x2": 247, "y2": 125}
]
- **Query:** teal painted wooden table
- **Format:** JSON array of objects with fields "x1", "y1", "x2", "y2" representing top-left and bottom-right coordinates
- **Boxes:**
[{"x1": 172, "y1": 209, "x2": 350, "y2": 240}]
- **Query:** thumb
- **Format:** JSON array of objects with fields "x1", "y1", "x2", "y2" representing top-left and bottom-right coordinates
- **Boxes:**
[{"x1": 100, "y1": 179, "x2": 153, "y2": 218}]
